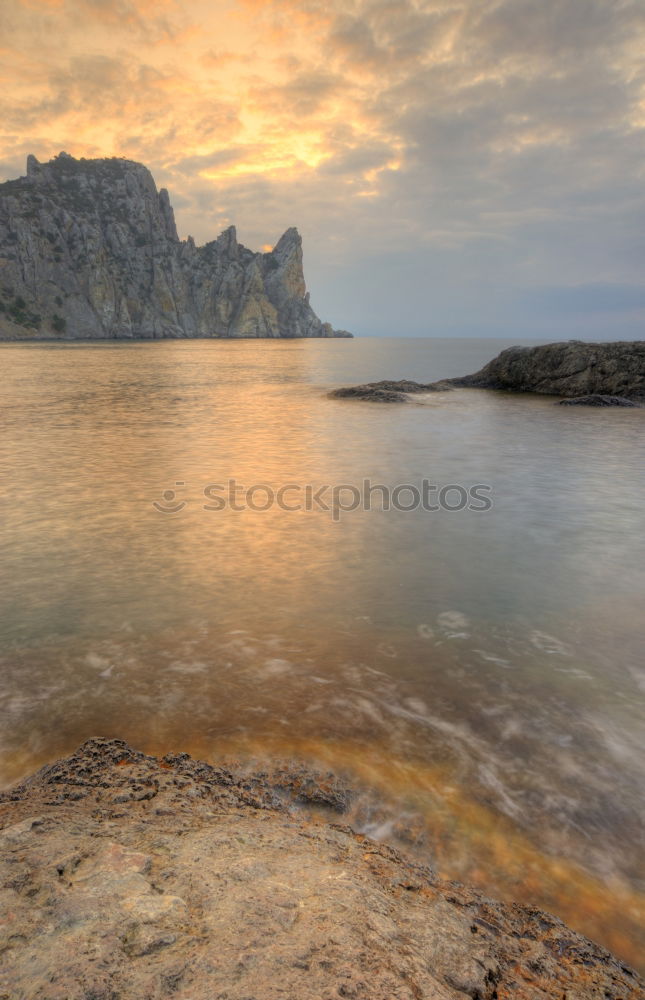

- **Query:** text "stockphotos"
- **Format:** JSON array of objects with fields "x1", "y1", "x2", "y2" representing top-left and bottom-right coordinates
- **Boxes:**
[{"x1": 153, "y1": 480, "x2": 493, "y2": 520}]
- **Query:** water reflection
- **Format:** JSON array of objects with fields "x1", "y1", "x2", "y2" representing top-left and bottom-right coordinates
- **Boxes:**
[{"x1": 1, "y1": 339, "x2": 644, "y2": 970}]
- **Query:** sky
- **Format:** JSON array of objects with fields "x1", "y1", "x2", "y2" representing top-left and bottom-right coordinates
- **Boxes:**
[{"x1": 1, "y1": 0, "x2": 644, "y2": 338}]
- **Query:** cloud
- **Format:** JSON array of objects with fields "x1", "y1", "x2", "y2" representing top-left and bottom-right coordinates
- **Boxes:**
[
  {"x1": 173, "y1": 148, "x2": 252, "y2": 175},
  {"x1": 248, "y1": 69, "x2": 342, "y2": 116},
  {"x1": 1, "y1": 0, "x2": 644, "y2": 336}
]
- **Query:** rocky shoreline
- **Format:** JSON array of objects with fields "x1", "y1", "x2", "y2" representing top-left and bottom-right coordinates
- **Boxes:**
[
  {"x1": 1, "y1": 738, "x2": 642, "y2": 999},
  {"x1": 331, "y1": 341, "x2": 645, "y2": 404}
]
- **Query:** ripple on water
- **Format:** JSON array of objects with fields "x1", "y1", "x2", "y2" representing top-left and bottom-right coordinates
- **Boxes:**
[
  {"x1": 0, "y1": 614, "x2": 644, "y2": 970},
  {"x1": 436, "y1": 610, "x2": 471, "y2": 639},
  {"x1": 530, "y1": 630, "x2": 571, "y2": 655}
]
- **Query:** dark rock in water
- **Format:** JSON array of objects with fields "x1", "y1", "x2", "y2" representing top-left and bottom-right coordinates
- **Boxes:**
[
  {"x1": 438, "y1": 340, "x2": 645, "y2": 400},
  {"x1": 0, "y1": 153, "x2": 352, "y2": 340},
  {"x1": 330, "y1": 379, "x2": 452, "y2": 402},
  {"x1": 0, "y1": 738, "x2": 642, "y2": 999},
  {"x1": 559, "y1": 394, "x2": 639, "y2": 407},
  {"x1": 331, "y1": 384, "x2": 409, "y2": 402}
]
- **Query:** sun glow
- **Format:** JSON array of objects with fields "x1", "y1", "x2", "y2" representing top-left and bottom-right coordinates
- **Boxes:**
[{"x1": 0, "y1": 0, "x2": 642, "y2": 297}]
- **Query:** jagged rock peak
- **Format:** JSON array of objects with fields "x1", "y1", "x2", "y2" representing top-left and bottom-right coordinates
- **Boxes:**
[
  {"x1": 26, "y1": 154, "x2": 40, "y2": 177},
  {"x1": 216, "y1": 224, "x2": 238, "y2": 257},
  {"x1": 273, "y1": 226, "x2": 301, "y2": 251},
  {"x1": 0, "y1": 152, "x2": 352, "y2": 340}
]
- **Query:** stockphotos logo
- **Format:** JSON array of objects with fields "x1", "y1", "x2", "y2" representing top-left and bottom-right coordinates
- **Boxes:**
[{"x1": 153, "y1": 479, "x2": 493, "y2": 520}]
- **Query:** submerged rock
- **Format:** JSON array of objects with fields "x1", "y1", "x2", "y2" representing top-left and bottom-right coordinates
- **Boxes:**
[
  {"x1": 0, "y1": 153, "x2": 352, "y2": 340},
  {"x1": 559, "y1": 394, "x2": 638, "y2": 407},
  {"x1": 330, "y1": 379, "x2": 452, "y2": 402},
  {"x1": 439, "y1": 340, "x2": 645, "y2": 400},
  {"x1": 0, "y1": 738, "x2": 641, "y2": 999}
]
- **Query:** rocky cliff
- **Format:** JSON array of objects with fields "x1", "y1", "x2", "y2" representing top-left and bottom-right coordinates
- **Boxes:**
[
  {"x1": 0, "y1": 153, "x2": 351, "y2": 340},
  {"x1": 0, "y1": 739, "x2": 642, "y2": 1000}
]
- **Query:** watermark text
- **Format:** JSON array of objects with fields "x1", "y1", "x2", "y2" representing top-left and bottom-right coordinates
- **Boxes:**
[{"x1": 153, "y1": 479, "x2": 493, "y2": 519}]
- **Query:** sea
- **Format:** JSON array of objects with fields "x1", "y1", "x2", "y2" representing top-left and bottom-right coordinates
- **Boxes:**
[{"x1": 1, "y1": 336, "x2": 644, "y2": 969}]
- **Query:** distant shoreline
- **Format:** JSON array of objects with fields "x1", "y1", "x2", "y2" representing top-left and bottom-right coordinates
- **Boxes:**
[{"x1": 0, "y1": 333, "x2": 355, "y2": 344}]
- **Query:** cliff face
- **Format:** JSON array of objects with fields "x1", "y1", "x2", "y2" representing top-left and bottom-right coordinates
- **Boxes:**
[{"x1": 0, "y1": 153, "x2": 351, "y2": 340}]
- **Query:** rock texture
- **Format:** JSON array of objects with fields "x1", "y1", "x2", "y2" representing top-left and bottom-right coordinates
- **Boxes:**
[
  {"x1": 330, "y1": 379, "x2": 452, "y2": 402},
  {"x1": 440, "y1": 341, "x2": 645, "y2": 400},
  {"x1": 1, "y1": 739, "x2": 642, "y2": 1000},
  {"x1": 0, "y1": 153, "x2": 351, "y2": 340}
]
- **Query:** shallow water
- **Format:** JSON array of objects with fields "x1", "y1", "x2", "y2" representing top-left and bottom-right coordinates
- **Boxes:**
[{"x1": 1, "y1": 338, "x2": 644, "y2": 967}]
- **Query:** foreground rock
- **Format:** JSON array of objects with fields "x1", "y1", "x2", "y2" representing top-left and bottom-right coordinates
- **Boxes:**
[
  {"x1": 0, "y1": 153, "x2": 351, "y2": 340},
  {"x1": 441, "y1": 341, "x2": 645, "y2": 400},
  {"x1": 330, "y1": 379, "x2": 452, "y2": 402},
  {"x1": 0, "y1": 739, "x2": 641, "y2": 1000}
]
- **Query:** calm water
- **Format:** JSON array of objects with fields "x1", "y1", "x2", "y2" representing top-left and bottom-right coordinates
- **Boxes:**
[{"x1": 1, "y1": 338, "x2": 644, "y2": 967}]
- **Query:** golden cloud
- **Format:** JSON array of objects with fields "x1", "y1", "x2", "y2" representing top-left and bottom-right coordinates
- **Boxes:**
[{"x1": 1, "y1": 0, "x2": 643, "y2": 278}]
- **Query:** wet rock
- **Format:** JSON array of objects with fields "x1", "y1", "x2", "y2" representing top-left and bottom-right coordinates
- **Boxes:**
[
  {"x1": 0, "y1": 738, "x2": 641, "y2": 999},
  {"x1": 330, "y1": 379, "x2": 453, "y2": 402},
  {"x1": 265, "y1": 764, "x2": 353, "y2": 813},
  {"x1": 437, "y1": 340, "x2": 645, "y2": 400},
  {"x1": 559, "y1": 394, "x2": 639, "y2": 406}
]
